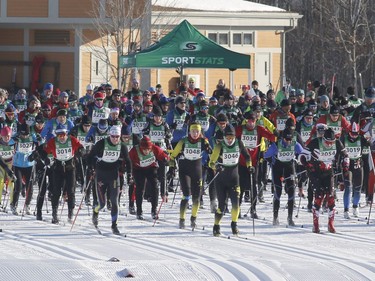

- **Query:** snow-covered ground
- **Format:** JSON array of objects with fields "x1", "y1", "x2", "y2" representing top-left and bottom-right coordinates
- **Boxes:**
[{"x1": 1, "y1": 181, "x2": 375, "y2": 281}]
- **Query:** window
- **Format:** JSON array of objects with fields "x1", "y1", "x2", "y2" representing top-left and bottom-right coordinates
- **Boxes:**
[
  {"x1": 243, "y1": 33, "x2": 253, "y2": 45},
  {"x1": 219, "y1": 33, "x2": 228, "y2": 45},
  {"x1": 208, "y1": 32, "x2": 228, "y2": 45},
  {"x1": 233, "y1": 33, "x2": 242, "y2": 45},
  {"x1": 232, "y1": 33, "x2": 253, "y2": 46},
  {"x1": 208, "y1": 31, "x2": 254, "y2": 46},
  {"x1": 34, "y1": 30, "x2": 71, "y2": 45}
]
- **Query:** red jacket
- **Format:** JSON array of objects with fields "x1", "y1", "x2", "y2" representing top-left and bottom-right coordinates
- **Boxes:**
[
  {"x1": 129, "y1": 144, "x2": 170, "y2": 170},
  {"x1": 236, "y1": 124, "x2": 276, "y2": 166},
  {"x1": 43, "y1": 135, "x2": 82, "y2": 158},
  {"x1": 306, "y1": 114, "x2": 350, "y2": 145}
]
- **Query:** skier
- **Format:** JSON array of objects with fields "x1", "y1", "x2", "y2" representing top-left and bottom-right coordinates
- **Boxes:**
[
  {"x1": 128, "y1": 136, "x2": 169, "y2": 220},
  {"x1": 87, "y1": 125, "x2": 132, "y2": 235},
  {"x1": 341, "y1": 123, "x2": 370, "y2": 218},
  {"x1": 168, "y1": 122, "x2": 212, "y2": 229},
  {"x1": 235, "y1": 112, "x2": 276, "y2": 218},
  {"x1": 264, "y1": 127, "x2": 304, "y2": 226},
  {"x1": 300, "y1": 128, "x2": 348, "y2": 233},
  {"x1": 208, "y1": 124, "x2": 252, "y2": 236},
  {"x1": 30, "y1": 124, "x2": 84, "y2": 224}
]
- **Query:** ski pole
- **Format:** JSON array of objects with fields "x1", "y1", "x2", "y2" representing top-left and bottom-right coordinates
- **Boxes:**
[
  {"x1": 280, "y1": 170, "x2": 307, "y2": 182},
  {"x1": 70, "y1": 177, "x2": 93, "y2": 232},
  {"x1": 250, "y1": 172, "x2": 255, "y2": 236},
  {"x1": 295, "y1": 178, "x2": 308, "y2": 218},
  {"x1": 33, "y1": 166, "x2": 48, "y2": 216},
  {"x1": 152, "y1": 197, "x2": 165, "y2": 227},
  {"x1": 21, "y1": 165, "x2": 35, "y2": 219},
  {"x1": 170, "y1": 177, "x2": 180, "y2": 207},
  {"x1": 367, "y1": 198, "x2": 373, "y2": 225},
  {"x1": 1, "y1": 179, "x2": 9, "y2": 211}
]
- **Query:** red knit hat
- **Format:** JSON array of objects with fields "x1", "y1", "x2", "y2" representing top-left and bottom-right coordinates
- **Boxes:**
[{"x1": 140, "y1": 136, "x2": 152, "y2": 149}]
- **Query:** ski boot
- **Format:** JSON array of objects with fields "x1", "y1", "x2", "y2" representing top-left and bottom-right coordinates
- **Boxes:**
[
  {"x1": 111, "y1": 222, "x2": 120, "y2": 235},
  {"x1": 92, "y1": 211, "x2": 99, "y2": 227},
  {"x1": 52, "y1": 207, "x2": 59, "y2": 224},
  {"x1": 136, "y1": 212, "x2": 144, "y2": 220},
  {"x1": 287, "y1": 216, "x2": 295, "y2": 226},
  {"x1": 128, "y1": 204, "x2": 136, "y2": 215},
  {"x1": 251, "y1": 211, "x2": 259, "y2": 219},
  {"x1": 312, "y1": 207, "x2": 320, "y2": 233},
  {"x1": 36, "y1": 209, "x2": 43, "y2": 221},
  {"x1": 328, "y1": 209, "x2": 336, "y2": 233},
  {"x1": 343, "y1": 211, "x2": 350, "y2": 219},
  {"x1": 10, "y1": 204, "x2": 18, "y2": 215},
  {"x1": 151, "y1": 211, "x2": 158, "y2": 220},
  {"x1": 353, "y1": 207, "x2": 359, "y2": 218},
  {"x1": 231, "y1": 221, "x2": 239, "y2": 235},
  {"x1": 179, "y1": 218, "x2": 185, "y2": 229},
  {"x1": 190, "y1": 216, "x2": 197, "y2": 229},
  {"x1": 213, "y1": 224, "x2": 221, "y2": 237},
  {"x1": 68, "y1": 209, "x2": 73, "y2": 223},
  {"x1": 25, "y1": 205, "x2": 31, "y2": 215}
]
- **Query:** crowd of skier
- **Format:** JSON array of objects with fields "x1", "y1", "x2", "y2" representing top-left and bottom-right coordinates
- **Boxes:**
[{"x1": 0, "y1": 77, "x2": 374, "y2": 236}]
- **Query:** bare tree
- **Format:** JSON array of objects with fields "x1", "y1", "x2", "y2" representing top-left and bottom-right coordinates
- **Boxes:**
[
  {"x1": 81, "y1": 0, "x2": 179, "y2": 91},
  {"x1": 258, "y1": 0, "x2": 375, "y2": 94}
]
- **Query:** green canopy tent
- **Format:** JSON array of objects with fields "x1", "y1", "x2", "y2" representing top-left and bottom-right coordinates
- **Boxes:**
[{"x1": 119, "y1": 20, "x2": 251, "y2": 72}]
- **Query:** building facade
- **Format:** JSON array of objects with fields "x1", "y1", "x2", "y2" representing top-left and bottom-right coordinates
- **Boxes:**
[{"x1": 0, "y1": 0, "x2": 301, "y2": 96}]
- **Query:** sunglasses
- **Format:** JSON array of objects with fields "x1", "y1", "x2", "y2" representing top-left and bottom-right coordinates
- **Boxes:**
[
  {"x1": 96, "y1": 99, "x2": 104, "y2": 101},
  {"x1": 201, "y1": 106, "x2": 209, "y2": 110},
  {"x1": 110, "y1": 135, "x2": 120, "y2": 139}
]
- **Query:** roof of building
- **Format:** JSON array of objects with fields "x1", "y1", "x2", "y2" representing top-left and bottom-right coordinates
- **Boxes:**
[{"x1": 152, "y1": 0, "x2": 284, "y2": 12}]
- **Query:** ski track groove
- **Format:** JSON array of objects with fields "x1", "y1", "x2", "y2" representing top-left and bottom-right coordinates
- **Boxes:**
[{"x1": 2, "y1": 230, "x2": 102, "y2": 260}]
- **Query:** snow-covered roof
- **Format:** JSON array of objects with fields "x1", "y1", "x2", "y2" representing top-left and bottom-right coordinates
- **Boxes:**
[{"x1": 152, "y1": 0, "x2": 285, "y2": 12}]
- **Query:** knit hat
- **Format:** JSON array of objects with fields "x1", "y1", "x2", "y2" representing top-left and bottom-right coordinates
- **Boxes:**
[{"x1": 140, "y1": 136, "x2": 152, "y2": 149}]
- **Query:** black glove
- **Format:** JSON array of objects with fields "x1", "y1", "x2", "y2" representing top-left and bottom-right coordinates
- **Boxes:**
[
  {"x1": 35, "y1": 133, "x2": 43, "y2": 142},
  {"x1": 87, "y1": 168, "x2": 95, "y2": 178},
  {"x1": 43, "y1": 157, "x2": 51, "y2": 166},
  {"x1": 167, "y1": 167, "x2": 176, "y2": 178},
  {"x1": 171, "y1": 123, "x2": 177, "y2": 130},
  {"x1": 216, "y1": 165, "x2": 224, "y2": 173},
  {"x1": 76, "y1": 147, "x2": 84, "y2": 158},
  {"x1": 248, "y1": 166, "x2": 255, "y2": 174},
  {"x1": 28, "y1": 151, "x2": 40, "y2": 162},
  {"x1": 86, "y1": 136, "x2": 94, "y2": 143}
]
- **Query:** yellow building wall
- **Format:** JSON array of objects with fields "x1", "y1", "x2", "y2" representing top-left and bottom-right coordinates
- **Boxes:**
[
  {"x1": 7, "y1": 0, "x2": 48, "y2": 17},
  {"x1": 59, "y1": 0, "x2": 98, "y2": 18},
  {"x1": 0, "y1": 29, "x2": 24, "y2": 45},
  {"x1": 80, "y1": 52, "x2": 92, "y2": 96},
  {"x1": 257, "y1": 31, "x2": 280, "y2": 48},
  {"x1": 0, "y1": 52, "x2": 24, "y2": 91},
  {"x1": 30, "y1": 52, "x2": 74, "y2": 91},
  {"x1": 272, "y1": 53, "x2": 282, "y2": 91}
]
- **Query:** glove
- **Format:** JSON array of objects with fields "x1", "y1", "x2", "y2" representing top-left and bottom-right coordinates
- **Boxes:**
[
  {"x1": 273, "y1": 129, "x2": 280, "y2": 137},
  {"x1": 171, "y1": 122, "x2": 177, "y2": 130},
  {"x1": 8, "y1": 172, "x2": 17, "y2": 182},
  {"x1": 248, "y1": 166, "x2": 255, "y2": 174},
  {"x1": 319, "y1": 162, "x2": 331, "y2": 171},
  {"x1": 43, "y1": 157, "x2": 51, "y2": 166},
  {"x1": 35, "y1": 133, "x2": 43, "y2": 142},
  {"x1": 127, "y1": 173, "x2": 134, "y2": 185},
  {"x1": 216, "y1": 165, "x2": 224, "y2": 173},
  {"x1": 161, "y1": 195, "x2": 168, "y2": 203},
  {"x1": 76, "y1": 147, "x2": 84, "y2": 158},
  {"x1": 28, "y1": 151, "x2": 40, "y2": 162},
  {"x1": 298, "y1": 187, "x2": 305, "y2": 198},
  {"x1": 167, "y1": 167, "x2": 176, "y2": 178},
  {"x1": 87, "y1": 168, "x2": 95, "y2": 179},
  {"x1": 306, "y1": 162, "x2": 314, "y2": 172},
  {"x1": 342, "y1": 165, "x2": 349, "y2": 177}
]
